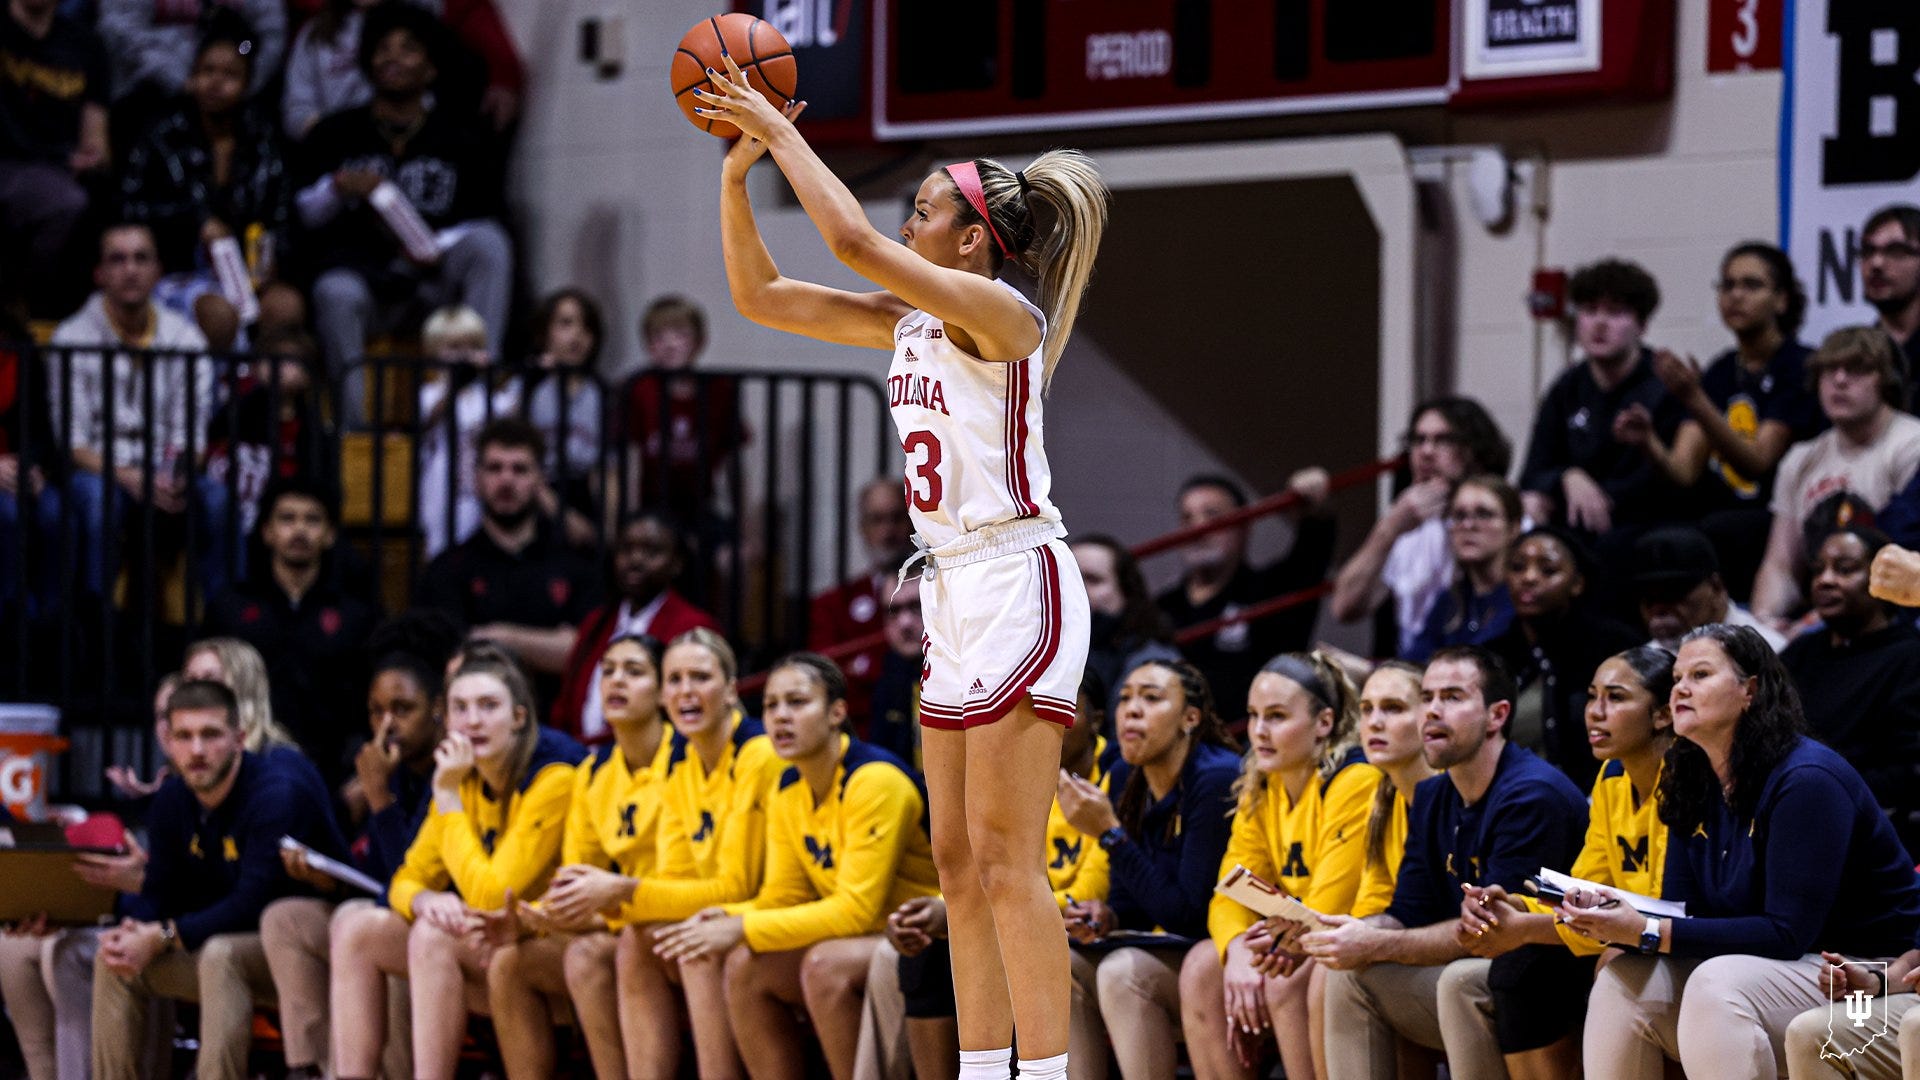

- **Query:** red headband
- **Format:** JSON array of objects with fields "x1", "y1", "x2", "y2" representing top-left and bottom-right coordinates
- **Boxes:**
[{"x1": 944, "y1": 161, "x2": 1011, "y2": 259}]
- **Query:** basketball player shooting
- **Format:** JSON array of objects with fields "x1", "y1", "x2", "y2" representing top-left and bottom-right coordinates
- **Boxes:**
[{"x1": 696, "y1": 56, "x2": 1109, "y2": 1080}]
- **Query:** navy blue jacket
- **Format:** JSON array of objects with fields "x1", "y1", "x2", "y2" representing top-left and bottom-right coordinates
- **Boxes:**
[
  {"x1": 1104, "y1": 740, "x2": 1240, "y2": 938},
  {"x1": 361, "y1": 764, "x2": 433, "y2": 887},
  {"x1": 1664, "y1": 737, "x2": 1920, "y2": 960},
  {"x1": 131, "y1": 750, "x2": 344, "y2": 950},
  {"x1": 1388, "y1": 741, "x2": 1588, "y2": 928}
]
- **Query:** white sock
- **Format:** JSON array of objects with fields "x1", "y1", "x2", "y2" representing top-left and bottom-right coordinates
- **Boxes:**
[
  {"x1": 958, "y1": 1047, "x2": 1013, "y2": 1080},
  {"x1": 1017, "y1": 1052, "x2": 1068, "y2": 1080}
]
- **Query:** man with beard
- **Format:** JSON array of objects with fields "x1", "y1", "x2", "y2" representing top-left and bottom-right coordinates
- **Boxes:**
[
  {"x1": 1303, "y1": 647, "x2": 1587, "y2": 1080},
  {"x1": 548, "y1": 508, "x2": 718, "y2": 741},
  {"x1": 1861, "y1": 204, "x2": 1920, "y2": 406},
  {"x1": 419, "y1": 417, "x2": 600, "y2": 713},
  {"x1": 204, "y1": 477, "x2": 375, "y2": 781},
  {"x1": 295, "y1": 1, "x2": 510, "y2": 409},
  {"x1": 1630, "y1": 525, "x2": 1783, "y2": 654},
  {"x1": 1154, "y1": 472, "x2": 1335, "y2": 723},
  {"x1": 809, "y1": 476, "x2": 913, "y2": 725},
  {"x1": 90, "y1": 680, "x2": 343, "y2": 1080}
]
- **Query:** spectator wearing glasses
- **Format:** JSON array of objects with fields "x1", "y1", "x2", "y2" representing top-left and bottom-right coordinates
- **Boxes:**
[
  {"x1": 1332, "y1": 398, "x2": 1513, "y2": 657},
  {"x1": 1613, "y1": 243, "x2": 1822, "y2": 599},
  {"x1": 1406, "y1": 476, "x2": 1523, "y2": 663},
  {"x1": 1861, "y1": 204, "x2": 1920, "y2": 405}
]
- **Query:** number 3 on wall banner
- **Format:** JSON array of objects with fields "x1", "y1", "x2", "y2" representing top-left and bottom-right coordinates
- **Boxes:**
[
  {"x1": 1708, "y1": 0, "x2": 1783, "y2": 72},
  {"x1": 1780, "y1": 0, "x2": 1920, "y2": 341}
]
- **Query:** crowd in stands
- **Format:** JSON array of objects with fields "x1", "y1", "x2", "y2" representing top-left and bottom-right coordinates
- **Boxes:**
[{"x1": 7, "y1": 4, "x2": 1920, "y2": 1075}]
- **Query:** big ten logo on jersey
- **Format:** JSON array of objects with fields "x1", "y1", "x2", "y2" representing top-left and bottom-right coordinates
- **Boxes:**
[
  {"x1": 761, "y1": 0, "x2": 852, "y2": 47},
  {"x1": 888, "y1": 371, "x2": 950, "y2": 415}
]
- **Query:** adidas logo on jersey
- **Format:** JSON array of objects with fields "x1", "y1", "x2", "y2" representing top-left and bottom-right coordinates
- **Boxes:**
[
  {"x1": 903, "y1": 347, "x2": 918, "y2": 361},
  {"x1": 967, "y1": 678, "x2": 987, "y2": 697}
]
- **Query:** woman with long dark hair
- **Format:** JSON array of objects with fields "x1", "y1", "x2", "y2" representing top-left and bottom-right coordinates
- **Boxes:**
[
  {"x1": 1570, "y1": 625, "x2": 1920, "y2": 1079},
  {"x1": 1054, "y1": 657, "x2": 1239, "y2": 1079}
]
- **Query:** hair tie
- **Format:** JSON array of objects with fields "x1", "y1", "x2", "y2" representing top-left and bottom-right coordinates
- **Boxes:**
[
  {"x1": 943, "y1": 161, "x2": 1011, "y2": 259},
  {"x1": 1015, "y1": 169, "x2": 1030, "y2": 194}
]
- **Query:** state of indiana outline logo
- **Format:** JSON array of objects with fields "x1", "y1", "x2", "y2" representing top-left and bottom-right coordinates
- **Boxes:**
[{"x1": 1822, "y1": 960, "x2": 1893, "y2": 1062}]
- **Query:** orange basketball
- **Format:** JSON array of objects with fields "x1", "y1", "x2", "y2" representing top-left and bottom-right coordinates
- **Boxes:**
[{"x1": 671, "y1": 13, "x2": 797, "y2": 139}]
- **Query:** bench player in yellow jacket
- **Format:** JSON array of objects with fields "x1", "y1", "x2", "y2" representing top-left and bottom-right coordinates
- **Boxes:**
[
  {"x1": 615, "y1": 628, "x2": 783, "y2": 1080},
  {"x1": 653, "y1": 653, "x2": 940, "y2": 1080},
  {"x1": 1182, "y1": 652, "x2": 1379, "y2": 1080},
  {"x1": 485, "y1": 633, "x2": 674, "y2": 1079},
  {"x1": 1450, "y1": 646, "x2": 1674, "y2": 1079},
  {"x1": 329, "y1": 655, "x2": 582, "y2": 1080}
]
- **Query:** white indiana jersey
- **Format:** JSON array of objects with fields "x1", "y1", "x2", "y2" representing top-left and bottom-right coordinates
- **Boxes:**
[{"x1": 886, "y1": 280, "x2": 1062, "y2": 548}]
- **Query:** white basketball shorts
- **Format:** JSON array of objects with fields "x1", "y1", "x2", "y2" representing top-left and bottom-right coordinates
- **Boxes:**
[{"x1": 918, "y1": 539, "x2": 1090, "y2": 731}]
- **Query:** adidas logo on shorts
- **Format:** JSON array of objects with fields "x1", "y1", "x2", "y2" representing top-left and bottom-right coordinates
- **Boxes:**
[{"x1": 967, "y1": 678, "x2": 987, "y2": 697}]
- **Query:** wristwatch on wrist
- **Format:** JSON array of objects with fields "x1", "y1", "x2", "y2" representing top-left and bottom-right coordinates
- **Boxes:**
[
  {"x1": 1097, "y1": 826, "x2": 1127, "y2": 853},
  {"x1": 1637, "y1": 916, "x2": 1661, "y2": 955}
]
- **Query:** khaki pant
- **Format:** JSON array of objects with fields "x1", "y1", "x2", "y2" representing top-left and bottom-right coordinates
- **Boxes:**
[
  {"x1": 1433, "y1": 957, "x2": 1508, "y2": 1079},
  {"x1": 1785, "y1": 990, "x2": 1920, "y2": 1079},
  {"x1": 1067, "y1": 947, "x2": 1181, "y2": 1080},
  {"x1": 261, "y1": 897, "x2": 333, "y2": 1071},
  {"x1": 1585, "y1": 952, "x2": 1827, "y2": 1079},
  {"x1": 0, "y1": 929, "x2": 105, "y2": 1080},
  {"x1": 91, "y1": 932, "x2": 277, "y2": 1080},
  {"x1": 1322, "y1": 962, "x2": 1450, "y2": 1080},
  {"x1": 853, "y1": 937, "x2": 912, "y2": 1080}
]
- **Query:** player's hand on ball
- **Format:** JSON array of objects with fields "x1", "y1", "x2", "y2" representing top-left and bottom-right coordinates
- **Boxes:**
[{"x1": 695, "y1": 54, "x2": 799, "y2": 145}]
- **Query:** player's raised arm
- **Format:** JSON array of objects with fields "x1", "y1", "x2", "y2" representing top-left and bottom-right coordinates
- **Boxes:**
[
  {"x1": 702, "y1": 59, "x2": 1047, "y2": 363},
  {"x1": 714, "y1": 97, "x2": 909, "y2": 349}
]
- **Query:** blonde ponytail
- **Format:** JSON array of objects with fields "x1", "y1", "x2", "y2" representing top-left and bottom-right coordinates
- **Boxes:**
[{"x1": 944, "y1": 149, "x2": 1110, "y2": 391}]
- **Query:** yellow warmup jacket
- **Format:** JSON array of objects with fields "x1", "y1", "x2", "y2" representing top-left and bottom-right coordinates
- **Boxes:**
[
  {"x1": 1046, "y1": 738, "x2": 1112, "y2": 908},
  {"x1": 1349, "y1": 784, "x2": 1409, "y2": 920},
  {"x1": 558, "y1": 724, "x2": 675, "y2": 929},
  {"x1": 387, "y1": 729, "x2": 584, "y2": 920},
  {"x1": 620, "y1": 715, "x2": 784, "y2": 924},
  {"x1": 1522, "y1": 759, "x2": 1668, "y2": 955},
  {"x1": 1210, "y1": 748, "x2": 1381, "y2": 955},
  {"x1": 724, "y1": 736, "x2": 940, "y2": 953}
]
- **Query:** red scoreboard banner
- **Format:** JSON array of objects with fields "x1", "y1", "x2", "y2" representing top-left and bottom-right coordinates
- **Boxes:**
[{"x1": 874, "y1": 0, "x2": 1454, "y2": 138}]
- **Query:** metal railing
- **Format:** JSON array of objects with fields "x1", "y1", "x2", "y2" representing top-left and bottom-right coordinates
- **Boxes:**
[{"x1": 1, "y1": 343, "x2": 894, "y2": 798}]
